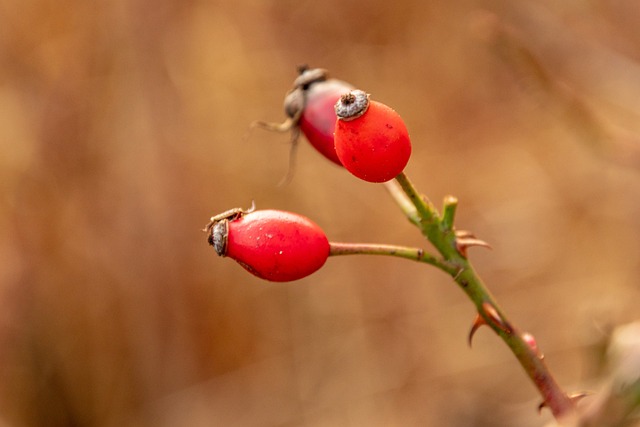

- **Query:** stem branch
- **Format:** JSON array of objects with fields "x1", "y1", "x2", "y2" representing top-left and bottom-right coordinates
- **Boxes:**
[
  {"x1": 386, "y1": 172, "x2": 576, "y2": 419},
  {"x1": 329, "y1": 242, "x2": 457, "y2": 274}
]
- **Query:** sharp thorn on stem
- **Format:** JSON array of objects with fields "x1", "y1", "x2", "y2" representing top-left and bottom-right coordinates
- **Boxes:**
[
  {"x1": 538, "y1": 392, "x2": 592, "y2": 413},
  {"x1": 468, "y1": 303, "x2": 510, "y2": 346},
  {"x1": 481, "y1": 302, "x2": 512, "y2": 335},
  {"x1": 455, "y1": 230, "x2": 492, "y2": 258},
  {"x1": 468, "y1": 314, "x2": 488, "y2": 347}
]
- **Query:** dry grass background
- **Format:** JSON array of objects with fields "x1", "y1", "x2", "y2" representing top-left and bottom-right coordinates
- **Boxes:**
[{"x1": 1, "y1": 0, "x2": 639, "y2": 426}]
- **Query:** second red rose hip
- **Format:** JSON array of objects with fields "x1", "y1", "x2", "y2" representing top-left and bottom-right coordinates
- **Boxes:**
[{"x1": 334, "y1": 90, "x2": 412, "y2": 183}]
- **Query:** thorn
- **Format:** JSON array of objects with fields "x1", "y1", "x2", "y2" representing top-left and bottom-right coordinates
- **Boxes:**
[
  {"x1": 454, "y1": 230, "x2": 492, "y2": 257},
  {"x1": 468, "y1": 303, "x2": 512, "y2": 347},
  {"x1": 569, "y1": 392, "x2": 593, "y2": 404},
  {"x1": 537, "y1": 401, "x2": 545, "y2": 413},
  {"x1": 468, "y1": 314, "x2": 487, "y2": 347},
  {"x1": 538, "y1": 392, "x2": 593, "y2": 412},
  {"x1": 481, "y1": 302, "x2": 511, "y2": 335}
]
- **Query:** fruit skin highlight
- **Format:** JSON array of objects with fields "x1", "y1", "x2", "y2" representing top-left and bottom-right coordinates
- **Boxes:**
[
  {"x1": 209, "y1": 209, "x2": 330, "y2": 282},
  {"x1": 334, "y1": 90, "x2": 412, "y2": 183}
]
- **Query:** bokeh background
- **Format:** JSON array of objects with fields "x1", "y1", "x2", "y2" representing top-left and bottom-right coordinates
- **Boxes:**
[{"x1": 1, "y1": 0, "x2": 639, "y2": 426}]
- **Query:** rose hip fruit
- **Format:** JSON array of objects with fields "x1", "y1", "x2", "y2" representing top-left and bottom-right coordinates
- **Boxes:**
[
  {"x1": 253, "y1": 66, "x2": 354, "y2": 166},
  {"x1": 206, "y1": 208, "x2": 330, "y2": 282},
  {"x1": 334, "y1": 90, "x2": 412, "y2": 183}
]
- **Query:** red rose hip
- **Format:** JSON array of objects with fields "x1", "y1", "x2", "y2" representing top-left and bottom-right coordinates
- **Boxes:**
[
  {"x1": 334, "y1": 90, "x2": 412, "y2": 183},
  {"x1": 253, "y1": 66, "x2": 354, "y2": 166},
  {"x1": 206, "y1": 208, "x2": 330, "y2": 282}
]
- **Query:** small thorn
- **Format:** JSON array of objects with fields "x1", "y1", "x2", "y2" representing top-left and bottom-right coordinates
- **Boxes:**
[
  {"x1": 468, "y1": 314, "x2": 487, "y2": 347},
  {"x1": 538, "y1": 392, "x2": 593, "y2": 412},
  {"x1": 569, "y1": 392, "x2": 593, "y2": 403},
  {"x1": 454, "y1": 230, "x2": 492, "y2": 257},
  {"x1": 481, "y1": 302, "x2": 511, "y2": 335},
  {"x1": 468, "y1": 303, "x2": 511, "y2": 347}
]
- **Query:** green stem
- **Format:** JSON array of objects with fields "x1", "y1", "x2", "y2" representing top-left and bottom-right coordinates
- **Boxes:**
[
  {"x1": 394, "y1": 172, "x2": 439, "y2": 227},
  {"x1": 329, "y1": 242, "x2": 457, "y2": 274},
  {"x1": 390, "y1": 172, "x2": 576, "y2": 420},
  {"x1": 441, "y1": 195, "x2": 458, "y2": 231},
  {"x1": 383, "y1": 181, "x2": 419, "y2": 225}
]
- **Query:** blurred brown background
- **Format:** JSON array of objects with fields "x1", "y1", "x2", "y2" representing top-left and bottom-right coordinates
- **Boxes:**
[{"x1": 1, "y1": 0, "x2": 639, "y2": 426}]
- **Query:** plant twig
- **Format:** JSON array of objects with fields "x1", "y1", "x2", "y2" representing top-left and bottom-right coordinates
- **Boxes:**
[
  {"x1": 329, "y1": 242, "x2": 457, "y2": 274},
  {"x1": 390, "y1": 171, "x2": 577, "y2": 420},
  {"x1": 383, "y1": 180, "x2": 419, "y2": 225},
  {"x1": 441, "y1": 195, "x2": 458, "y2": 231}
]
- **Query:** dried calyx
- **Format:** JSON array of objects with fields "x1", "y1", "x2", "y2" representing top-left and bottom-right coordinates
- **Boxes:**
[
  {"x1": 284, "y1": 66, "x2": 329, "y2": 119},
  {"x1": 335, "y1": 90, "x2": 370, "y2": 121},
  {"x1": 210, "y1": 220, "x2": 230, "y2": 256},
  {"x1": 204, "y1": 203, "x2": 255, "y2": 256}
]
